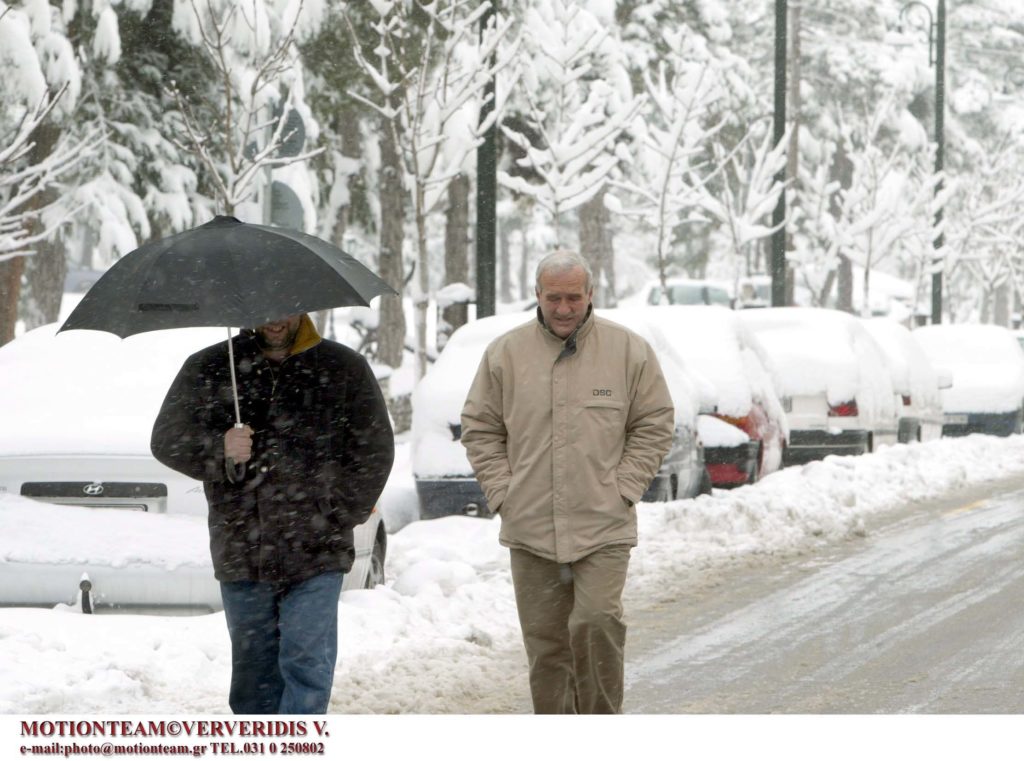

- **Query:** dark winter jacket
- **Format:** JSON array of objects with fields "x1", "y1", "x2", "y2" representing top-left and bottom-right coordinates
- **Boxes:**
[{"x1": 150, "y1": 316, "x2": 394, "y2": 583}]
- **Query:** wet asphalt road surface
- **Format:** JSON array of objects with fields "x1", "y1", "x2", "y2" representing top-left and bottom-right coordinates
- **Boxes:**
[{"x1": 624, "y1": 479, "x2": 1024, "y2": 713}]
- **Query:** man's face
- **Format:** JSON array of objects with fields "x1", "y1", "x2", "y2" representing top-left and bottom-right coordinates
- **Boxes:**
[
  {"x1": 255, "y1": 314, "x2": 302, "y2": 353},
  {"x1": 537, "y1": 266, "x2": 592, "y2": 339}
]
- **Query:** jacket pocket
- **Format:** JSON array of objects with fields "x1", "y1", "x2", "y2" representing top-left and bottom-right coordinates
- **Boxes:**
[
  {"x1": 581, "y1": 399, "x2": 626, "y2": 440},
  {"x1": 580, "y1": 399, "x2": 626, "y2": 487},
  {"x1": 582, "y1": 398, "x2": 625, "y2": 415}
]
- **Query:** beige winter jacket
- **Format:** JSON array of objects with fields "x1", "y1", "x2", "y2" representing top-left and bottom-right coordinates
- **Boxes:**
[{"x1": 460, "y1": 310, "x2": 674, "y2": 563}]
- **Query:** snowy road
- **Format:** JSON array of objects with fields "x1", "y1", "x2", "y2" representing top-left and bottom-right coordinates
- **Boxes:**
[{"x1": 624, "y1": 480, "x2": 1024, "y2": 713}]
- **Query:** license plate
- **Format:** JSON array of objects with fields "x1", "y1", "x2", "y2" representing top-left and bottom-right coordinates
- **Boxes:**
[{"x1": 944, "y1": 414, "x2": 969, "y2": 424}]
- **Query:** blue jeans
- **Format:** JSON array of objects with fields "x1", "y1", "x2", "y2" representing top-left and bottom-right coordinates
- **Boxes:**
[{"x1": 220, "y1": 571, "x2": 344, "y2": 714}]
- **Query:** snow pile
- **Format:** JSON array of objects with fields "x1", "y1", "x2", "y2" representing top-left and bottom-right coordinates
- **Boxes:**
[{"x1": 3, "y1": 435, "x2": 1024, "y2": 713}]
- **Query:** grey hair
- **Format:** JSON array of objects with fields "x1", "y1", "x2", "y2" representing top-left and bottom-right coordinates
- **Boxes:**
[{"x1": 534, "y1": 249, "x2": 593, "y2": 293}]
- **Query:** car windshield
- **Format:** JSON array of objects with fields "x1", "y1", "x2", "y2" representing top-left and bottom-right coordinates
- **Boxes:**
[{"x1": 648, "y1": 283, "x2": 730, "y2": 306}]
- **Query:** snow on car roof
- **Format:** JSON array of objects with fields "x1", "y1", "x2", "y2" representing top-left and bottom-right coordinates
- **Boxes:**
[
  {"x1": 630, "y1": 304, "x2": 784, "y2": 420},
  {"x1": 862, "y1": 318, "x2": 941, "y2": 405},
  {"x1": 912, "y1": 323, "x2": 1024, "y2": 413},
  {"x1": 0, "y1": 323, "x2": 230, "y2": 457},
  {"x1": 737, "y1": 308, "x2": 896, "y2": 419}
]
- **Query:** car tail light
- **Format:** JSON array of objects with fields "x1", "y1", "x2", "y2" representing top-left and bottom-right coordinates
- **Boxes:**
[
  {"x1": 828, "y1": 400, "x2": 859, "y2": 417},
  {"x1": 902, "y1": 395, "x2": 912, "y2": 406},
  {"x1": 715, "y1": 413, "x2": 754, "y2": 437}
]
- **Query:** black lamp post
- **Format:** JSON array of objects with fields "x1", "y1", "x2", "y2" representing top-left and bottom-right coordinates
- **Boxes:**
[
  {"x1": 475, "y1": 2, "x2": 498, "y2": 319},
  {"x1": 900, "y1": 0, "x2": 946, "y2": 324},
  {"x1": 771, "y1": 0, "x2": 788, "y2": 307}
]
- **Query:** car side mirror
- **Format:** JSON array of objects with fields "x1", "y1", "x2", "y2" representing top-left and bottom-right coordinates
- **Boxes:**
[{"x1": 936, "y1": 368, "x2": 953, "y2": 390}]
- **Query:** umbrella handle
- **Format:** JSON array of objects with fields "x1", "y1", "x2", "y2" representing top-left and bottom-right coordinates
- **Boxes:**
[
  {"x1": 227, "y1": 426, "x2": 246, "y2": 481},
  {"x1": 227, "y1": 329, "x2": 246, "y2": 481},
  {"x1": 227, "y1": 328, "x2": 243, "y2": 426},
  {"x1": 227, "y1": 456, "x2": 247, "y2": 482}
]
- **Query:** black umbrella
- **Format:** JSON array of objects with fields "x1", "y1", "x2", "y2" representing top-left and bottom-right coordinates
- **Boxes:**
[{"x1": 60, "y1": 215, "x2": 396, "y2": 425}]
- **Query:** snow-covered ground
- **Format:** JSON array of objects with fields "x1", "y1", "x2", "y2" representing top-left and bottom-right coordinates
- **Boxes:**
[{"x1": 4, "y1": 433, "x2": 1024, "y2": 717}]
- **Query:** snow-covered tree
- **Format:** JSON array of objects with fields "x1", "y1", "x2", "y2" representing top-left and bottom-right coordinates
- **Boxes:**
[
  {"x1": 611, "y1": 26, "x2": 731, "y2": 295},
  {"x1": 946, "y1": 136, "x2": 1024, "y2": 324},
  {"x1": 499, "y1": 0, "x2": 641, "y2": 245},
  {"x1": 0, "y1": 1, "x2": 103, "y2": 344},
  {"x1": 695, "y1": 118, "x2": 789, "y2": 296},
  {"x1": 0, "y1": 85, "x2": 87, "y2": 260},
  {"x1": 801, "y1": 98, "x2": 940, "y2": 317},
  {"x1": 169, "y1": 0, "x2": 323, "y2": 218},
  {"x1": 343, "y1": 0, "x2": 518, "y2": 380}
]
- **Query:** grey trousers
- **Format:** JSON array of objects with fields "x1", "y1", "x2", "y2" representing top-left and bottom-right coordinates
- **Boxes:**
[{"x1": 509, "y1": 544, "x2": 631, "y2": 714}]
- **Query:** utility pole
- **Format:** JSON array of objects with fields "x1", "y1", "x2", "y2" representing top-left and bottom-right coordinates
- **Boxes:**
[
  {"x1": 771, "y1": 0, "x2": 788, "y2": 307},
  {"x1": 475, "y1": 2, "x2": 497, "y2": 319}
]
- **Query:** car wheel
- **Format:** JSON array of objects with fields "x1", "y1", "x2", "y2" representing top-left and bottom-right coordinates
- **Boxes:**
[{"x1": 365, "y1": 530, "x2": 386, "y2": 589}]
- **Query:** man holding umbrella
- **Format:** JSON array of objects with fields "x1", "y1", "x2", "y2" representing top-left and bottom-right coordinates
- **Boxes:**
[
  {"x1": 151, "y1": 309, "x2": 394, "y2": 714},
  {"x1": 60, "y1": 215, "x2": 397, "y2": 713}
]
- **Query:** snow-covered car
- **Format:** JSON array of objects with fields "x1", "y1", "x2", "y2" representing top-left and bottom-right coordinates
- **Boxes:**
[
  {"x1": 63, "y1": 265, "x2": 105, "y2": 294},
  {"x1": 412, "y1": 310, "x2": 712, "y2": 520},
  {"x1": 0, "y1": 323, "x2": 387, "y2": 613},
  {"x1": 737, "y1": 308, "x2": 899, "y2": 465},
  {"x1": 623, "y1": 277, "x2": 732, "y2": 308},
  {"x1": 647, "y1": 305, "x2": 788, "y2": 487},
  {"x1": 912, "y1": 323, "x2": 1024, "y2": 437},
  {"x1": 861, "y1": 318, "x2": 948, "y2": 443},
  {"x1": 729, "y1": 274, "x2": 814, "y2": 310}
]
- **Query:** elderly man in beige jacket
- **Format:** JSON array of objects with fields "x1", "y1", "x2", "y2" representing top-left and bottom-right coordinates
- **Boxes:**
[{"x1": 461, "y1": 249, "x2": 675, "y2": 714}]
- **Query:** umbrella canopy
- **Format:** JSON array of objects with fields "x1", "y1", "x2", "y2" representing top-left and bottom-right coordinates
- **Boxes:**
[{"x1": 59, "y1": 215, "x2": 395, "y2": 337}]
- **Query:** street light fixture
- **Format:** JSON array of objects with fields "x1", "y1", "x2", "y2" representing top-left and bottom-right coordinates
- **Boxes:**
[{"x1": 899, "y1": 0, "x2": 946, "y2": 325}]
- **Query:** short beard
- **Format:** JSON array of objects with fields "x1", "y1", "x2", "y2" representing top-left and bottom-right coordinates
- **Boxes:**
[{"x1": 255, "y1": 324, "x2": 299, "y2": 353}]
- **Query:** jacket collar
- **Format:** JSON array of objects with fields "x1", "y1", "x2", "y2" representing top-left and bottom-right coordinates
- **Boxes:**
[
  {"x1": 289, "y1": 314, "x2": 321, "y2": 356},
  {"x1": 536, "y1": 304, "x2": 594, "y2": 360}
]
